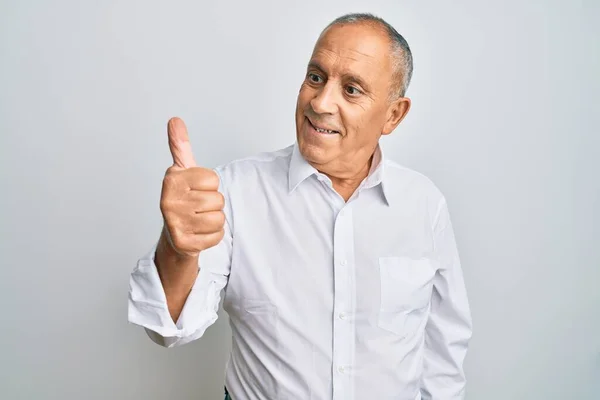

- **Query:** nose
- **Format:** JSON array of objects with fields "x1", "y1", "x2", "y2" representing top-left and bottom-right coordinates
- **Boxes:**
[{"x1": 309, "y1": 82, "x2": 338, "y2": 115}]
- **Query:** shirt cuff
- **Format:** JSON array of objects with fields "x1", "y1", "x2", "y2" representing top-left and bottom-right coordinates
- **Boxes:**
[{"x1": 127, "y1": 247, "x2": 222, "y2": 347}]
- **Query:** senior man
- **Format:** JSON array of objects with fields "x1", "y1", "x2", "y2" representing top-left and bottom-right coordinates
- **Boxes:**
[{"x1": 128, "y1": 13, "x2": 472, "y2": 400}]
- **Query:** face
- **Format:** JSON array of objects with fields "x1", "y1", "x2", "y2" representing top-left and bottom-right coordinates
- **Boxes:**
[{"x1": 295, "y1": 23, "x2": 411, "y2": 178}]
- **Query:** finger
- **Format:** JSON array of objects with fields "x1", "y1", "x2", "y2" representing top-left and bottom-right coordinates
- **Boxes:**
[
  {"x1": 189, "y1": 211, "x2": 226, "y2": 234},
  {"x1": 164, "y1": 166, "x2": 219, "y2": 191},
  {"x1": 183, "y1": 168, "x2": 220, "y2": 191},
  {"x1": 192, "y1": 229, "x2": 226, "y2": 251},
  {"x1": 167, "y1": 117, "x2": 197, "y2": 169},
  {"x1": 168, "y1": 228, "x2": 225, "y2": 255},
  {"x1": 186, "y1": 190, "x2": 225, "y2": 212}
]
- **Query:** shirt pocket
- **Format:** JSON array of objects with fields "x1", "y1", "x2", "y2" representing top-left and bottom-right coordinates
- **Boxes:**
[
  {"x1": 242, "y1": 299, "x2": 277, "y2": 315},
  {"x1": 234, "y1": 298, "x2": 280, "y2": 343},
  {"x1": 378, "y1": 256, "x2": 435, "y2": 337},
  {"x1": 239, "y1": 299, "x2": 279, "y2": 341},
  {"x1": 234, "y1": 299, "x2": 280, "y2": 395}
]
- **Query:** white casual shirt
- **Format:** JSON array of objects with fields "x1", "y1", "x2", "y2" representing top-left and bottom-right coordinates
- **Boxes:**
[{"x1": 128, "y1": 142, "x2": 472, "y2": 400}]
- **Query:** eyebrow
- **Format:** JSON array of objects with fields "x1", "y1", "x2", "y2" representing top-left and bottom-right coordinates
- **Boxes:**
[{"x1": 307, "y1": 61, "x2": 372, "y2": 92}]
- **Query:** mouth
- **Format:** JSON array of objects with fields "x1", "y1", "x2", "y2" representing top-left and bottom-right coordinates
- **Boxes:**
[{"x1": 306, "y1": 117, "x2": 340, "y2": 135}]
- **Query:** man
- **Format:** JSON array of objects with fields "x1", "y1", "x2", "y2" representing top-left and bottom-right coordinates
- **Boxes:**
[{"x1": 128, "y1": 13, "x2": 472, "y2": 400}]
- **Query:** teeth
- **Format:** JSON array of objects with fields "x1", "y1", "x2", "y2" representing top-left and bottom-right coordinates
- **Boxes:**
[{"x1": 315, "y1": 127, "x2": 336, "y2": 134}]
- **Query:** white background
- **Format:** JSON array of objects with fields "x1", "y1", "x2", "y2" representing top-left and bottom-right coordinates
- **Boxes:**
[{"x1": 1, "y1": 1, "x2": 598, "y2": 399}]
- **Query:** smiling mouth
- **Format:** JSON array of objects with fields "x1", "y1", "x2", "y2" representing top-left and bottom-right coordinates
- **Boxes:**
[{"x1": 307, "y1": 117, "x2": 340, "y2": 134}]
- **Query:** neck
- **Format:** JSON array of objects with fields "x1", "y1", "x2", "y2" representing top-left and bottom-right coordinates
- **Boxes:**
[{"x1": 320, "y1": 155, "x2": 373, "y2": 202}]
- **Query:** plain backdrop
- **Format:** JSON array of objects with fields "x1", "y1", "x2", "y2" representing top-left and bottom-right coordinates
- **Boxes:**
[{"x1": 1, "y1": 1, "x2": 598, "y2": 399}]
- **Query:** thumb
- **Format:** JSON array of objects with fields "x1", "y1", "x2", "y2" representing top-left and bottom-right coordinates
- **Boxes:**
[{"x1": 167, "y1": 117, "x2": 197, "y2": 168}]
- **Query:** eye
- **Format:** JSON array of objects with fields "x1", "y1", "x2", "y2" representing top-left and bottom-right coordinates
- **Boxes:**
[
  {"x1": 345, "y1": 85, "x2": 362, "y2": 96},
  {"x1": 307, "y1": 72, "x2": 323, "y2": 84}
]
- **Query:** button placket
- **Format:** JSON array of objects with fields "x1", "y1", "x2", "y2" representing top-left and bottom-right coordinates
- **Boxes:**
[{"x1": 331, "y1": 206, "x2": 355, "y2": 399}]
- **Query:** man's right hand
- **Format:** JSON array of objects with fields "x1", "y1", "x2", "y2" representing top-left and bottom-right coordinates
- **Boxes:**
[{"x1": 159, "y1": 117, "x2": 226, "y2": 258}]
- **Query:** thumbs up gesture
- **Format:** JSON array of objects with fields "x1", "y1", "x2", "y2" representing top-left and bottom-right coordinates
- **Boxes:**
[{"x1": 159, "y1": 117, "x2": 226, "y2": 257}]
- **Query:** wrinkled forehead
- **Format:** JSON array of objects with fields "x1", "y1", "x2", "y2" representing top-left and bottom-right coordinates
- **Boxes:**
[{"x1": 310, "y1": 23, "x2": 393, "y2": 84}]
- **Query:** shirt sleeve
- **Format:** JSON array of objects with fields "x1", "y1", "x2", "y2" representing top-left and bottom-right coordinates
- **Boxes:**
[
  {"x1": 127, "y1": 168, "x2": 233, "y2": 348},
  {"x1": 421, "y1": 197, "x2": 473, "y2": 399}
]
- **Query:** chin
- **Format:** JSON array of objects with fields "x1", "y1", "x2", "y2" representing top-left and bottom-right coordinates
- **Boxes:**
[{"x1": 297, "y1": 138, "x2": 332, "y2": 165}]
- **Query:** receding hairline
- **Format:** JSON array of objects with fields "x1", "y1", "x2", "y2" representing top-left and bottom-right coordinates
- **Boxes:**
[
  {"x1": 317, "y1": 13, "x2": 413, "y2": 98},
  {"x1": 319, "y1": 17, "x2": 390, "y2": 41}
]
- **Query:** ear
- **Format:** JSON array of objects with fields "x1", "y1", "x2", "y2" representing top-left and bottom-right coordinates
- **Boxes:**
[{"x1": 382, "y1": 97, "x2": 411, "y2": 135}]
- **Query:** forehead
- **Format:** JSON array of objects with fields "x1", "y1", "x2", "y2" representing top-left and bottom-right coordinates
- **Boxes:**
[{"x1": 310, "y1": 23, "x2": 393, "y2": 82}]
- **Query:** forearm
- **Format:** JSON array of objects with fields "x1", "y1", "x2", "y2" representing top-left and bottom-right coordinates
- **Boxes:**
[{"x1": 155, "y1": 227, "x2": 200, "y2": 323}]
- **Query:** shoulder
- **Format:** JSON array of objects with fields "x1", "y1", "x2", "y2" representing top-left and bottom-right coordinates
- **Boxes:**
[
  {"x1": 383, "y1": 158, "x2": 449, "y2": 225},
  {"x1": 213, "y1": 144, "x2": 294, "y2": 187},
  {"x1": 385, "y1": 159, "x2": 445, "y2": 198}
]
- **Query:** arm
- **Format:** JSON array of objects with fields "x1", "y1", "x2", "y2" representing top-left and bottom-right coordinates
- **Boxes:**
[
  {"x1": 128, "y1": 117, "x2": 233, "y2": 348},
  {"x1": 155, "y1": 226, "x2": 200, "y2": 323},
  {"x1": 127, "y1": 215, "x2": 232, "y2": 348},
  {"x1": 421, "y1": 198, "x2": 473, "y2": 399}
]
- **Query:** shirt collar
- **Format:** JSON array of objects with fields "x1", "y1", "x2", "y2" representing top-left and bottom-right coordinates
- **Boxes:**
[
  {"x1": 288, "y1": 141, "x2": 394, "y2": 205},
  {"x1": 288, "y1": 142, "x2": 318, "y2": 193}
]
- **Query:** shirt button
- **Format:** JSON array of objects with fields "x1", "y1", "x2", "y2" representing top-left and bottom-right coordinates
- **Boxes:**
[
  {"x1": 340, "y1": 260, "x2": 347, "y2": 266},
  {"x1": 339, "y1": 210, "x2": 345, "y2": 217},
  {"x1": 339, "y1": 312, "x2": 347, "y2": 320},
  {"x1": 337, "y1": 366, "x2": 346, "y2": 373}
]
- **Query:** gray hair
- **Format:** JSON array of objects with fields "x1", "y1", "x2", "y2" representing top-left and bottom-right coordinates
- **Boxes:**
[{"x1": 322, "y1": 13, "x2": 413, "y2": 99}]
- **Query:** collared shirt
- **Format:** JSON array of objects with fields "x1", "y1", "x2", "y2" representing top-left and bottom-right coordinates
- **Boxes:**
[{"x1": 128, "y1": 142, "x2": 473, "y2": 400}]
